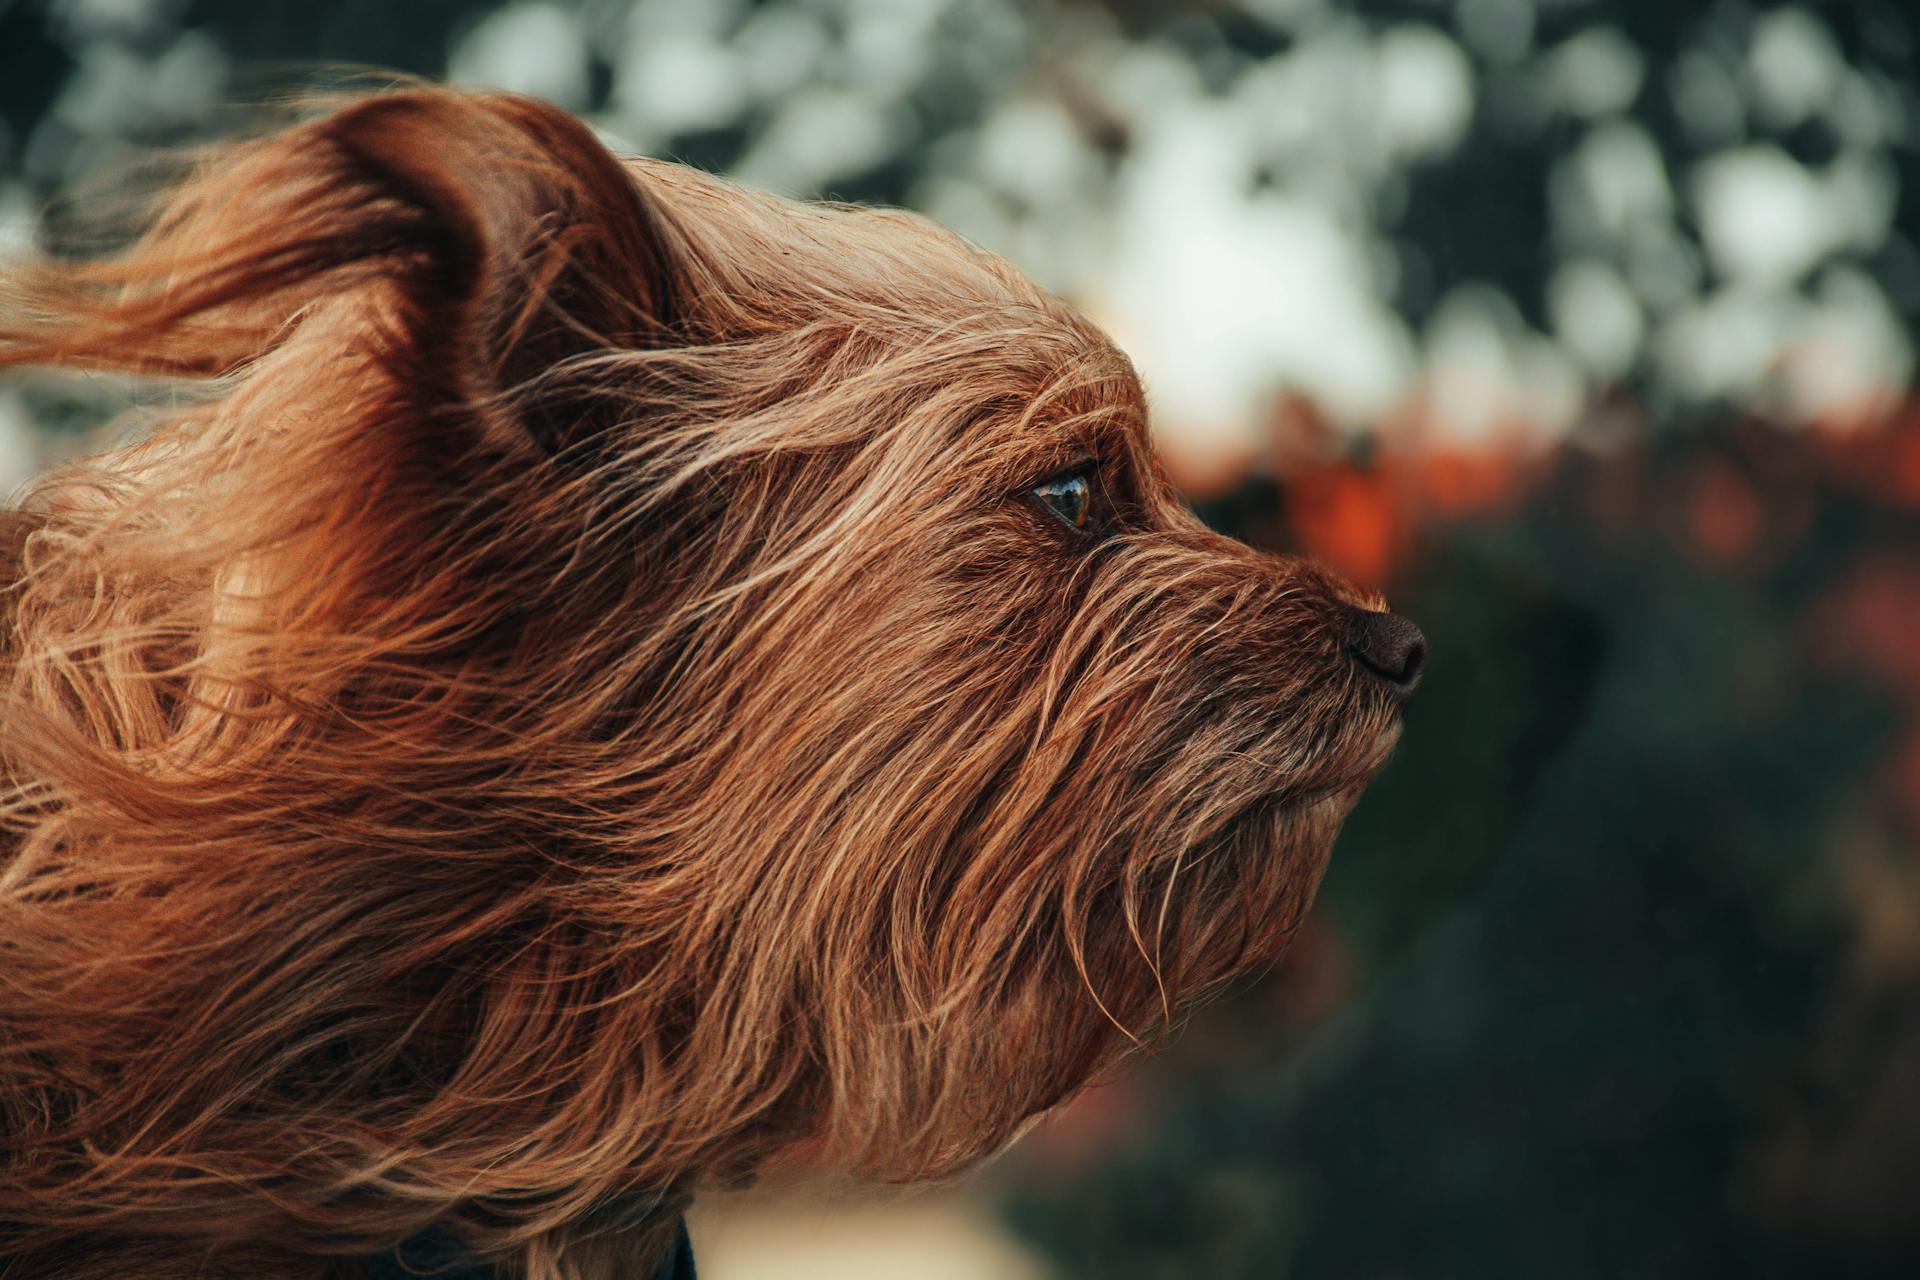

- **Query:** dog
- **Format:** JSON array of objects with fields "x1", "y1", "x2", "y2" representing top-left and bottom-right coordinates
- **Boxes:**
[{"x1": 0, "y1": 86, "x2": 1422, "y2": 1279}]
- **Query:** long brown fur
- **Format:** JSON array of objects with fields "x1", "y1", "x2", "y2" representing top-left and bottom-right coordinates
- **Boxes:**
[{"x1": 0, "y1": 86, "x2": 1403, "y2": 1278}]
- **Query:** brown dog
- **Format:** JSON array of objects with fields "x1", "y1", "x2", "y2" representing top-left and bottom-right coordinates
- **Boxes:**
[{"x1": 0, "y1": 87, "x2": 1421, "y2": 1278}]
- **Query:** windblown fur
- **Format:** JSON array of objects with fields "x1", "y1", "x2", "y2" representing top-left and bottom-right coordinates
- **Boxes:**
[{"x1": 0, "y1": 87, "x2": 1402, "y2": 1278}]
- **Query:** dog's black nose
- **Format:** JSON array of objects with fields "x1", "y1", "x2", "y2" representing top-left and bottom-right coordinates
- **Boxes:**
[{"x1": 1346, "y1": 608, "x2": 1426, "y2": 697}]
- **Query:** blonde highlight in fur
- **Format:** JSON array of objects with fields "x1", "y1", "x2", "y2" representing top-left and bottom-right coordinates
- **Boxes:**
[{"x1": 0, "y1": 87, "x2": 1400, "y2": 1278}]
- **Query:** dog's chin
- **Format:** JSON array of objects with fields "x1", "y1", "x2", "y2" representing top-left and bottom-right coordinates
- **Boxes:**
[
  {"x1": 1340, "y1": 715, "x2": 1404, "y2": 808},
  {"x1": 1265, "y1": 714, "x2": 1403, "y2": 864},
  {"x1": 1367, "y1": 713, "x2": 1406, "y2": 764}
]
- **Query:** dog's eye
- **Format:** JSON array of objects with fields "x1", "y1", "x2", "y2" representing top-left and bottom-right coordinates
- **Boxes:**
[{"x1": 1032, "y1": 470, "x2": 1093, "y2": 531}]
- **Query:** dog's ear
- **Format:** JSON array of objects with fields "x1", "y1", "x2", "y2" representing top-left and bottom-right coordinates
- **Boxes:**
[{"x1": 2, "y1": 88, "x2": 683, "y2": 457}]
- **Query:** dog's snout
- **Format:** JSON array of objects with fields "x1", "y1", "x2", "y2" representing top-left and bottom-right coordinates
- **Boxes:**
[{"x1": 1346, "y1": 608, "x2": 1426, "y2": 697}]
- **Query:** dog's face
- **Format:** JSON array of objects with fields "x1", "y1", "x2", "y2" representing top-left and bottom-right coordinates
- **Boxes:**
[{"x1": 0, "y1": 88, "x2": 1417, "y2": 1259}]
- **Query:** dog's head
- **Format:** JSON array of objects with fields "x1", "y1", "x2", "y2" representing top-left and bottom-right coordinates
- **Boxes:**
[{"x1": 0, "y1": 88, "x2": 1418, "y2": 1263}]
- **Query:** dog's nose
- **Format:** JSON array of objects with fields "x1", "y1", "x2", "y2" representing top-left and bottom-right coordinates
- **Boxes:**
[{"x1": 1346, "y1": 608, "x2": 1426, "y2": 697}]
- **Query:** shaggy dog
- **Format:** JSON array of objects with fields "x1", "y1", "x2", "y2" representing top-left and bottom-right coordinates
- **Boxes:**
[{"x1": 0, "y1": 87, "x2": 1423, "y2": 1278}]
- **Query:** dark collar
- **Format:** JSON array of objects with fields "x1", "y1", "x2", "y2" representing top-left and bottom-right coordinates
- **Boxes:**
[{"x1": 362, "y1": 1214, "x2": 695, "y2": 1279}]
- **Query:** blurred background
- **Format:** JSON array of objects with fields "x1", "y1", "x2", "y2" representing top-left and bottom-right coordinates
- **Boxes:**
[{"x1": 4, "y1": 0, "x2": 1918, "y2": 1275}]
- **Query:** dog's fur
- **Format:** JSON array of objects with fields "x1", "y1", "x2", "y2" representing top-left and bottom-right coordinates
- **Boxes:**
[{"x1": 0, "y1": 88, "x2": 1402, "y2": 1278}]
